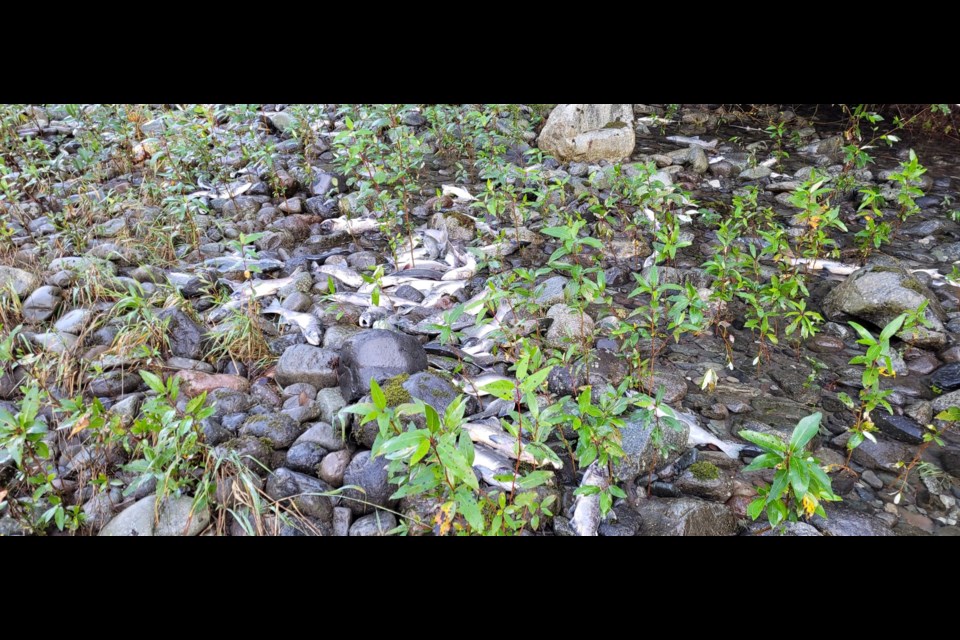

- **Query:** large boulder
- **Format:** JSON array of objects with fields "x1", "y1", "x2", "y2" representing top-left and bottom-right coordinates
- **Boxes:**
[
  {"x1": 636, "y1": 497, "x2": 736, "y2": 536},
  {"x1": 615, "y1": 408, "x2": 690, "y2": 484},
  {"x1": 538, "y1": 104, "x2": 635, "y2": 163},
  {"x1": 338, "y1": 330, "x2": 428, "y2": 403},
  {"x1": 821, "y1": 263, "x2": 947, "y2": 349}
]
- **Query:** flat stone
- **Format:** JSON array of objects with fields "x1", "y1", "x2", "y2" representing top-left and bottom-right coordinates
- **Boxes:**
[
  {"x1": 931, "y1": 362, "x2": 960, "y2": 392},
  {"x1": 636, "y1": 497, "x2": 736, "y2": 536},
  {"x1": 809, "y1": 504, "x2": 893, "y2": 536},
  {"x1": 275, "y1": 344, "x2": 339, "y2": 389}
]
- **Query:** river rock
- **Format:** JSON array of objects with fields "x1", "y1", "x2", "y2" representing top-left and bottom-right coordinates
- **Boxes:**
[
  {"x1": 809, "y1": 504, "x2": 893, "y2": 536},
  {"x1": 931, "y1": 363, "x2": 960, "y2": 392},
  {"x1": 22, "y1": 285, "x2": 61, "y2": 323},
  {"x1": 239, "y1": 413, "x2": 304, "y2": 449},
  {"x1": 295, "y1": 422, "x2": 349, "y2": 451},
  {"x1": 639, "y1": 371, "x2": 688, "y2": 404},
  {"x1": 0, "y1": 266, "x2": 40, "y2": 299},
  {"x1": 538, "y1": 104, "x2": 635, "y2": 163},
  {"x1": 873, "y1": 413, "x2": 925, "y2": 444},
  {"x1": 636, "y1": 497, "x2": 736, "y2": 536},
  {"x1": 285, "y1": 441, "x2": 328, "y2": 474},
  {"x1": 276, "y1": 344, "x2": 339, "y2": 389},
  {"x1": 318, "y1": 448, "x2": 352, "y2": 487},
  {"x1": 674, "y1": 465, "x2": 734, "y2": 502},
  {"x1": 99, "y1": 494, "x2": 209, "y2": 536},
  {"x1": 338, "y1": 330, "x2": 428, "y2": 402},
  {"x1": 615, "y1": 408, "x2": 690, "y2": 483},
  {"x1": 545, "y1": 304, "x2": 595, "y2": 349},
  {"x1": 176, "y1": 370, "x2": 250, "y2": 396},
  {"x1": 821, "y1": 263, "x2": 947, "y2": 349},
  {"x1": 759, "y1": 522, "x2": 822, "y2": 536},
  {"x1": 157, "y1": 308, "x2": 205, "y2": 360},
  {"x1": 341, "y1": 450, "x2": 396, "y2": 516},
  {"x1": 53, "y1": 308, "x2": 92, "y2": 334},
  {"x1": 264, "y1": 467, "x2": 335, "y2": 526},
  {"x1": 349, "y1": 512, "x2": 397, "y2": 536}
]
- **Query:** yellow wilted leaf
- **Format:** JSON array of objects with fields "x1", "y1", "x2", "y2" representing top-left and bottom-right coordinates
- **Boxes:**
[
  {"x1": 69, "y1": 414, "x2": 91, "y2": 438},
  {"x1": 802, "y1": 494, "x2": 817, "y2": 517},
  {"x1": 433, "y1": 501, "x2": 456, "y2": 537}
]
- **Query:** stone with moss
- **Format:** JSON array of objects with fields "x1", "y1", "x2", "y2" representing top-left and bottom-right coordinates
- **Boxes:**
[
  {"x1": 382, "y1": 373, "x2": 412, "y2": 408},
  {"x1": 689, "y1": 460, "x2": 720, "y2": 481}
]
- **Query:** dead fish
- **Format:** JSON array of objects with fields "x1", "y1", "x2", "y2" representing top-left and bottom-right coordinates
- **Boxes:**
[
  {"x1": 442, "y1": 251, "x2": 477, "y2": 281},
  {"x1": 462, "y1": 420, "x2": 562, "y2": 469},
  {"x1": 665, "y1": 135, "x2": 718, "y2": 150},
  {"x1": 472, "y1": 444, "x2": 519, "y2": 491},
  {"x1": 209, "y1": 269, "x2": 304, "y2": 321},
  {"x1": 319, "y1": 217, "x2": 381, "y2": 234},
  {"x1": 262, "y1": 300, "x2": 322, "y2": 345},
  {"x1": 328, "y1": 292, "x2": 396, "y2": 311},
  {"x1": 284, "y1": 248, "x2": 351, "y2": 268},
  {"x1": 468, "y1": 396, "x2": 516, "y2": 420},
  {"x1": 203, "y1": 255, "x2": 285, "y2": 274},
  {"x1": 387, "y1": 267, "x2": 446, "y2": 279},
  {"x1": 787, "y1": 257, "x2": 859, "y2": 276},
  {"x1": 455, "y1": 373, "x2": 514, "y2": 397},
  {"x1": 441, "y1": 184, "x2": 477, "y2": 202},
  {"x1": 478, "y1": 240, "x2": 518, "y2": 258},
  {"x1": 570, "y1": 462, "x2": 610, "y2": 536},
  {"x1": 359, "y1": 306, "x2": 389, "y2": 328},
  {"x1": 188, "y1": 180, "x2": 253, "y2": 200},
  {"x1": 678, "y1": 414, "x2": 746, "y2": 459},
  {"x1": 316, "y1": 264, "x2": 365, "y2": 289}
]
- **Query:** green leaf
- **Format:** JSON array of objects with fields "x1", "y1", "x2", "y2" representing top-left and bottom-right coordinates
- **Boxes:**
[
  {"x1": 455, "y1": 487, "x2": 484, "y2": 532},
  {"x1": 789, "y1": 412, "x2": 822, "y2": 452},
  {"x1": 379, "y1": 430, "x2": 429, "y2": 460},
  {"x1": 789, "y1": 461, "x2": 810, "y2": 499},
  {"x1": 424, "y1": 403, "x2": 440, "y2": 432},
  {"x1": 517, "y1": 470, "x2": 553, "y2": 490},
  {"x1": 768, "y1": 469, "x2": 790, "y2": 503},
  {"x1": 520, "y1": 366, "x2": 553, "y2": 394},
  {"x1": 766, "y1": 499, "x2": 787, "y2": 528},
  {"x1": 480, "y1": 379, "x2": 515, "y2": 401},
  {"x1": 746, "y1": 496, "x2": 766, "y2": 520},
  {"x1": 608, "y1": 485, "x2": 627, "y2": 499},
  {"x1": 369, "y1": 379, "x2": 386, "y2": 410},
  {"x1": 847, "y1": 431, "x2": 865, "y2": 451},
  {"x1": 847, "y1": 321, "x2": 876, "y2": 345},
  {"x1": 738, "y1": 430, "x2": 787, "y2": 453},
  {"x1": 879, "y1": 314, "x2": 907, "y2": 342},
  {"x1": 742, "y1": 452, "x2": 782, "y2": 472},
  {"x1": 574, "y1": 484, "x2": 601, "y2": 497},
  {"x1": 140, "y1": 371, "x2": 166, "y2": 395},
  {"x1": 437, "y1": 442, "x2": 478, "y2": 491}
]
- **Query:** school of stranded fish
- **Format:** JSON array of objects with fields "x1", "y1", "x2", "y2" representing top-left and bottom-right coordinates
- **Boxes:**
[{"x1": 171, "y1": 172, "x2": 960, "y2": 536}]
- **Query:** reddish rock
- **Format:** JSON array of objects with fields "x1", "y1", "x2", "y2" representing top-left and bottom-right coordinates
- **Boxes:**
[{"x1": 176, "y1": 370, "x2": 250, "y2": 397}]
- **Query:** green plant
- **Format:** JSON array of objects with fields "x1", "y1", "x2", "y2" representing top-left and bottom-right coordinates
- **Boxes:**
[
  {"x1": 124, "y1": 371, "x2": 215, "y2": 508},
  {"x1": 0, "y1": 384, "x2": 83, "y2": 532},
  {"x1": 740, "y1": 412, "x2": 841, "y2": 529},
  {"x1": 887, "y1": 149, "x2": 927, "y2": 224},
  {"x1": 835, "y1": 305, "x2": 930, "y2": 459},
  {"x1": 345, "y1": 375, "x2": 557, "y2": 536}
]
